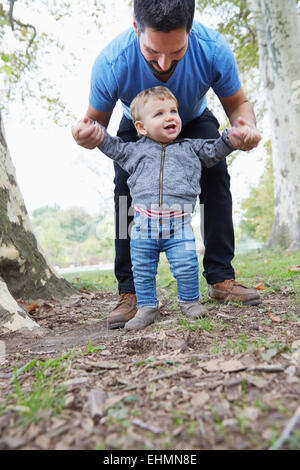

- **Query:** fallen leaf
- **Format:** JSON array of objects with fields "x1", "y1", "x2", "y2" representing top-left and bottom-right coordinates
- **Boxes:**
[
  {"x1": 100, "y1": 349, "x2": 112, "y2": 356},
  {"x1": 35, "y1": 435, "x2": 51, "y2": 450},
  {"x1": 243, "y1": 406, "x2": 260, "y2": 421},
  {"x1": 292, "y1": 339, "x2": 300, "y2": 350},
  {"x1": 191, "y1": 391, "x2": 210, "y2": 407},
  {"x1": 0, "y1": 436, "x2": 27, "y2": 450},
  {"x1": 285, "y1": 365, "x2": 296, "y2": 376},
  {"x1": 199, "y1": 358, "x2": 245, "y2": 373},
  {"x1": 91, "y1": 361, "x2": 119, "y2": 369},
  {"x1": 254, "y1": 282, "x2": 266, "y2": 290},
  {"x1": 267, "y1": 310, "x2": 285, "y2": 323},
  {"x1": 225, "y1": 383, "x2": 242, "y2": 401},
  {"x1": 243, "y1": 374, "x2": 268, "y2": 388},
  {"x1": 104, "y1": 394, "x2": 127, "y2": 410},
  {"x1": 59, "y1": 377, "x2": 90, "y2": 390},
  {"x1": 88, "y1": 389, "x2": 107, "y2": 418},
  {"x1": 291, "y1": 350, "x2": 300, "y2": 363},
  {"x1": 157, "y1": 331, "x2": 166, "y2": 341},
  {"x1": 18, "y1": 301, "x2": 39, "y2": 313},
  {"x1": 220, "y1": 359, "x2": 245, "y2": 373},
  {"x1": 201, "y1": 359, "x2": 220, "y2": 372},
  {"x1": 261, "y1": 348, "x2": 277, "y2": 362},
  {"x1": 262, "y1": 428, "x2": 273, "y2": 441},
  {"x1": 81, "y1": 418, "x2": 94, "y2": 433},
  {"x1": 167, "y1": 338, "x2": 187, "y2": 352}
]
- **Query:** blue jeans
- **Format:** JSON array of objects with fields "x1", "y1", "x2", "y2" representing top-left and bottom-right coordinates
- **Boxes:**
[{"x1": 130, "y1": 212, "x2": 199, "y2": 307}]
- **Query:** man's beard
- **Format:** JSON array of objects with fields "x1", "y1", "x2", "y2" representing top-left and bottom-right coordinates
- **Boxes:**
[{"x1": 146, "y1": 59, "x2": 179, "y2": 77}]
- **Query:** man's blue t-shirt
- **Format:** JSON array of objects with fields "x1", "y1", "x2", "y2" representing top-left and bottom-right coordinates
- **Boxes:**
[{"x1": 89, "y1": 21, "x2": 241, "y2": 126}]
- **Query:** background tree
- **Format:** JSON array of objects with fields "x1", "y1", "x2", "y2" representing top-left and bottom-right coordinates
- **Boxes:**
[
  {"x1": 248, "y1": 0, "x2": 300, "y2": 249},
  {"x1": 0, "y1": 0, "x2": 104, "y2": 332},
  {"x1": 197, "y1": 0, "x2": 300, "y2": 249},
  {"x1": 0, "y1": 115, "x2": 74, "y2": 332}
]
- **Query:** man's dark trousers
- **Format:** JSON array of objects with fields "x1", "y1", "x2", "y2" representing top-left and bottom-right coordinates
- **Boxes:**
[{"x1": 113, "y1": 108, "x2": 235, "y2": 294}]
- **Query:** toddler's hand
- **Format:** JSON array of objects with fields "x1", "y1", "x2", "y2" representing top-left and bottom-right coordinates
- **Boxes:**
[
  {"x1": 72, "y1": 118, "x2": 105, "y2": 148},
  {"x1": 231, "y1": 117, "x2": 262, "y2": 151},
  {"x1": 228, "y1": 126, "x2": 246, "y2": 149}
]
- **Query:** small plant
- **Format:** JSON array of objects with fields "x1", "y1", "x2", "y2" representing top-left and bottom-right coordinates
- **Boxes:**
[
  {"x1": 135, "y1": 355, "x2": 156, "y2": 367},
  {"x1": 84, "y1": 340, "x2": 107, "y2": 354},
  {"x1": 178, "y1": 315, "x2": 213, "y2": 332},
  {"x1": 8, "y1": 353, "x2": 74, "y2": 427}
]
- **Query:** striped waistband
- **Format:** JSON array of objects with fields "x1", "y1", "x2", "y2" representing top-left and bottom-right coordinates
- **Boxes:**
[{"x1": 134, "y1": 206, "x2": 190, "y2": 219}]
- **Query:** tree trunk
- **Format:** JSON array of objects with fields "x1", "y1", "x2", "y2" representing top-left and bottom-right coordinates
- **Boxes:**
[
  {"x1": 0, "y1": 113, "x2": 75, "y2": 333},
  {"x1": 248, "y1": 0, "x2": 300, "y2": 249}
]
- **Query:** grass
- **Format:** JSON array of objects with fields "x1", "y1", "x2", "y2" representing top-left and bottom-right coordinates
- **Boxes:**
[
  {"x1": 0, "y1": 337, "x2": 108, "y2": 428},
  {"x1": 64, "y1": 270, "x2": 118, "y2": 292},
  {"x1": 63, "y1": 249, "x2": 300, "y2": 304},
  {"x1": 232, "y1": 250, "x2": 300, "y2": 301},
  {"x1": 1, "y1": 353, "x2": 74, "y2": 428},
  {"x1": 2, "y1": 248, "x2": 298, "y2": 449}
]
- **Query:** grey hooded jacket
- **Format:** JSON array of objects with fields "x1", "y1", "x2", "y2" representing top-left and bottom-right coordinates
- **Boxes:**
[{"x1": 98, "y1": 129, "x2": 235, "y2": 213}]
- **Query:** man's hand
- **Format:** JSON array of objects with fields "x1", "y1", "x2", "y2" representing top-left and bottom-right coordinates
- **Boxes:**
[
  {"x1": 233, "y1": 117, "x2": 262, "y2": 151},
  {"x1": 72, "y1": 117, "x2": 105, "y2": 149},
  {"x1": 228, "y1": 126, "x2": 245, "y2": 149}
]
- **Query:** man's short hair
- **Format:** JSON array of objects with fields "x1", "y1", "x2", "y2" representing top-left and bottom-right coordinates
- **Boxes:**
[
  {"x1": 130, "y1": 86, "x2": 178, "y2": 123},
  {"x1": 134, "y1": 0, "x2": 195, "y2": 33}
]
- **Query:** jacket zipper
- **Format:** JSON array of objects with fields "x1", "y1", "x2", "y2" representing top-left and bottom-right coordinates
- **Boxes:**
[{"x1": 159, "y1": 144, "x2": 166, "y2": 207}]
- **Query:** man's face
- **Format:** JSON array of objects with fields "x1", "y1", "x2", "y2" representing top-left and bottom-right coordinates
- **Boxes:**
[
  {"x1": 136, "y1": 97, "x2": 182, "y2": 144},
  {"x1": 133, "y1": 23, "x2": 190, "y2": 78}
]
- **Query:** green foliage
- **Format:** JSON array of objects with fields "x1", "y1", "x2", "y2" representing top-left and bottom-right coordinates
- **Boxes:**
[
  {"x1": 6, "y1": 353, "x2": 74, "y2": 427},
  {"x1": 0, "y1": 0, "x2": 105, "y2": 120},
  {"x1": 196, "y1": 0, "x2": 259, "y2": 73},
  {"x1": 32, "y1": 204, "x2": 60, "y2": 218},
  {"x1": 239, "y1": 140, "x2": 274, "y2": 242},
  {"x1": 31, "y1": 204, "x2": 114, "y2": 266},
  {"x1": 57, "y1": 206, "x2": 93, "y2": 242}
]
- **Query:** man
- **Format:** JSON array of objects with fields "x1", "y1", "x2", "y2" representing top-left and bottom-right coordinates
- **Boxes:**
[{"x1": 72, "y1": 0, "x2": 262, "y2": 329}]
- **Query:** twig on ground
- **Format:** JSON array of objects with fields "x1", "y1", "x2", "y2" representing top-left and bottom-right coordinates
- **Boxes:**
[
  {"x1": 247, "y1": 364, "x2": 285, "y2": 372},
  {"x1": 123, "y1": 367, "x2": 187, "y2": 391},
  {"x1": 132, "y1": 418, "x2": 163, "y2": 434},
  {"x1": 269, "y1": 405, "x2": 300, "y2": 450}
]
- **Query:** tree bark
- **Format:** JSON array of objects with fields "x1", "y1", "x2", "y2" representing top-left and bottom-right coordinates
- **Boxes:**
[
  {"x1": 248, "y1": 0, "x2": 300, "y2": 249},
  {"x1": 0, "y1": 112, "x2": 75, "y2": 333}
]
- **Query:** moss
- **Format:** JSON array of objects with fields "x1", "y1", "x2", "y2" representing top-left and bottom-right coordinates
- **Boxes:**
[
  {"x1": 0, "y1": 119, "x2": 8, "y2": 150},
  {"x1": 0, "y1": 187, "x2": 75, "y2": 300},
  {"x1": 0, "y1": 306, "x2": 13, "y2": 324}
]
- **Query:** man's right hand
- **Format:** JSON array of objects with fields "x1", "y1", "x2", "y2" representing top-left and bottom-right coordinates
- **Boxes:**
[{"x1": 72, "y1": 117, "x2": 104, "y2": 149}]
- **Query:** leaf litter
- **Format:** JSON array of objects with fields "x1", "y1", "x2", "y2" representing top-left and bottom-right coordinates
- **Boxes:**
[{"x1": 0, "y1": 290, "x2": 300, "y2": 450}]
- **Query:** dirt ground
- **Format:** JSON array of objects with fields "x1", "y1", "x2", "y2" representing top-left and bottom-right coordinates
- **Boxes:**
[{"x1": 0, "y1": 290, "x2": 300, "y2": 450}]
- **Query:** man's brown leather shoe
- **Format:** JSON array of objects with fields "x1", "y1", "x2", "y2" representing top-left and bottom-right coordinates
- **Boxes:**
[
  {"x1": 208, "y1": 279, "x2": 262, "y2": 306},
  {"x1": 107, "y1": 293, "x2": 137, "y2": 329}
]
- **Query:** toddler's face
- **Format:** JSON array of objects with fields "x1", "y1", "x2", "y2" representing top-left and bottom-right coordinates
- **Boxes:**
[{"x1": 136, "y1": 97, "x2": 182, "y2": 144}]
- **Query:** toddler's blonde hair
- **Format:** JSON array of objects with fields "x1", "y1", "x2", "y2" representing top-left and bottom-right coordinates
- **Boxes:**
[{"x1": 130, "y1": 86, "x2": 178, "y2": 123}]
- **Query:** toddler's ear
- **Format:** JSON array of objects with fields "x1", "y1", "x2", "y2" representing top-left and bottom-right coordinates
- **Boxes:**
[{"x1": 135, "y1": 121, "x2": 148, "y2": 136}]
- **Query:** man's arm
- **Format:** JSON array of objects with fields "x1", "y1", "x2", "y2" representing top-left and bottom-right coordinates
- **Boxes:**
[
  {"x1": 219, "y1": 87, "x2": 261, "y2": 151},
  {"x1": 72, "y1": 104, "x2": 113, "y2": 149},
  {"x1": 191, "y1": 129, "x2": 241, "y2": 168}
]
